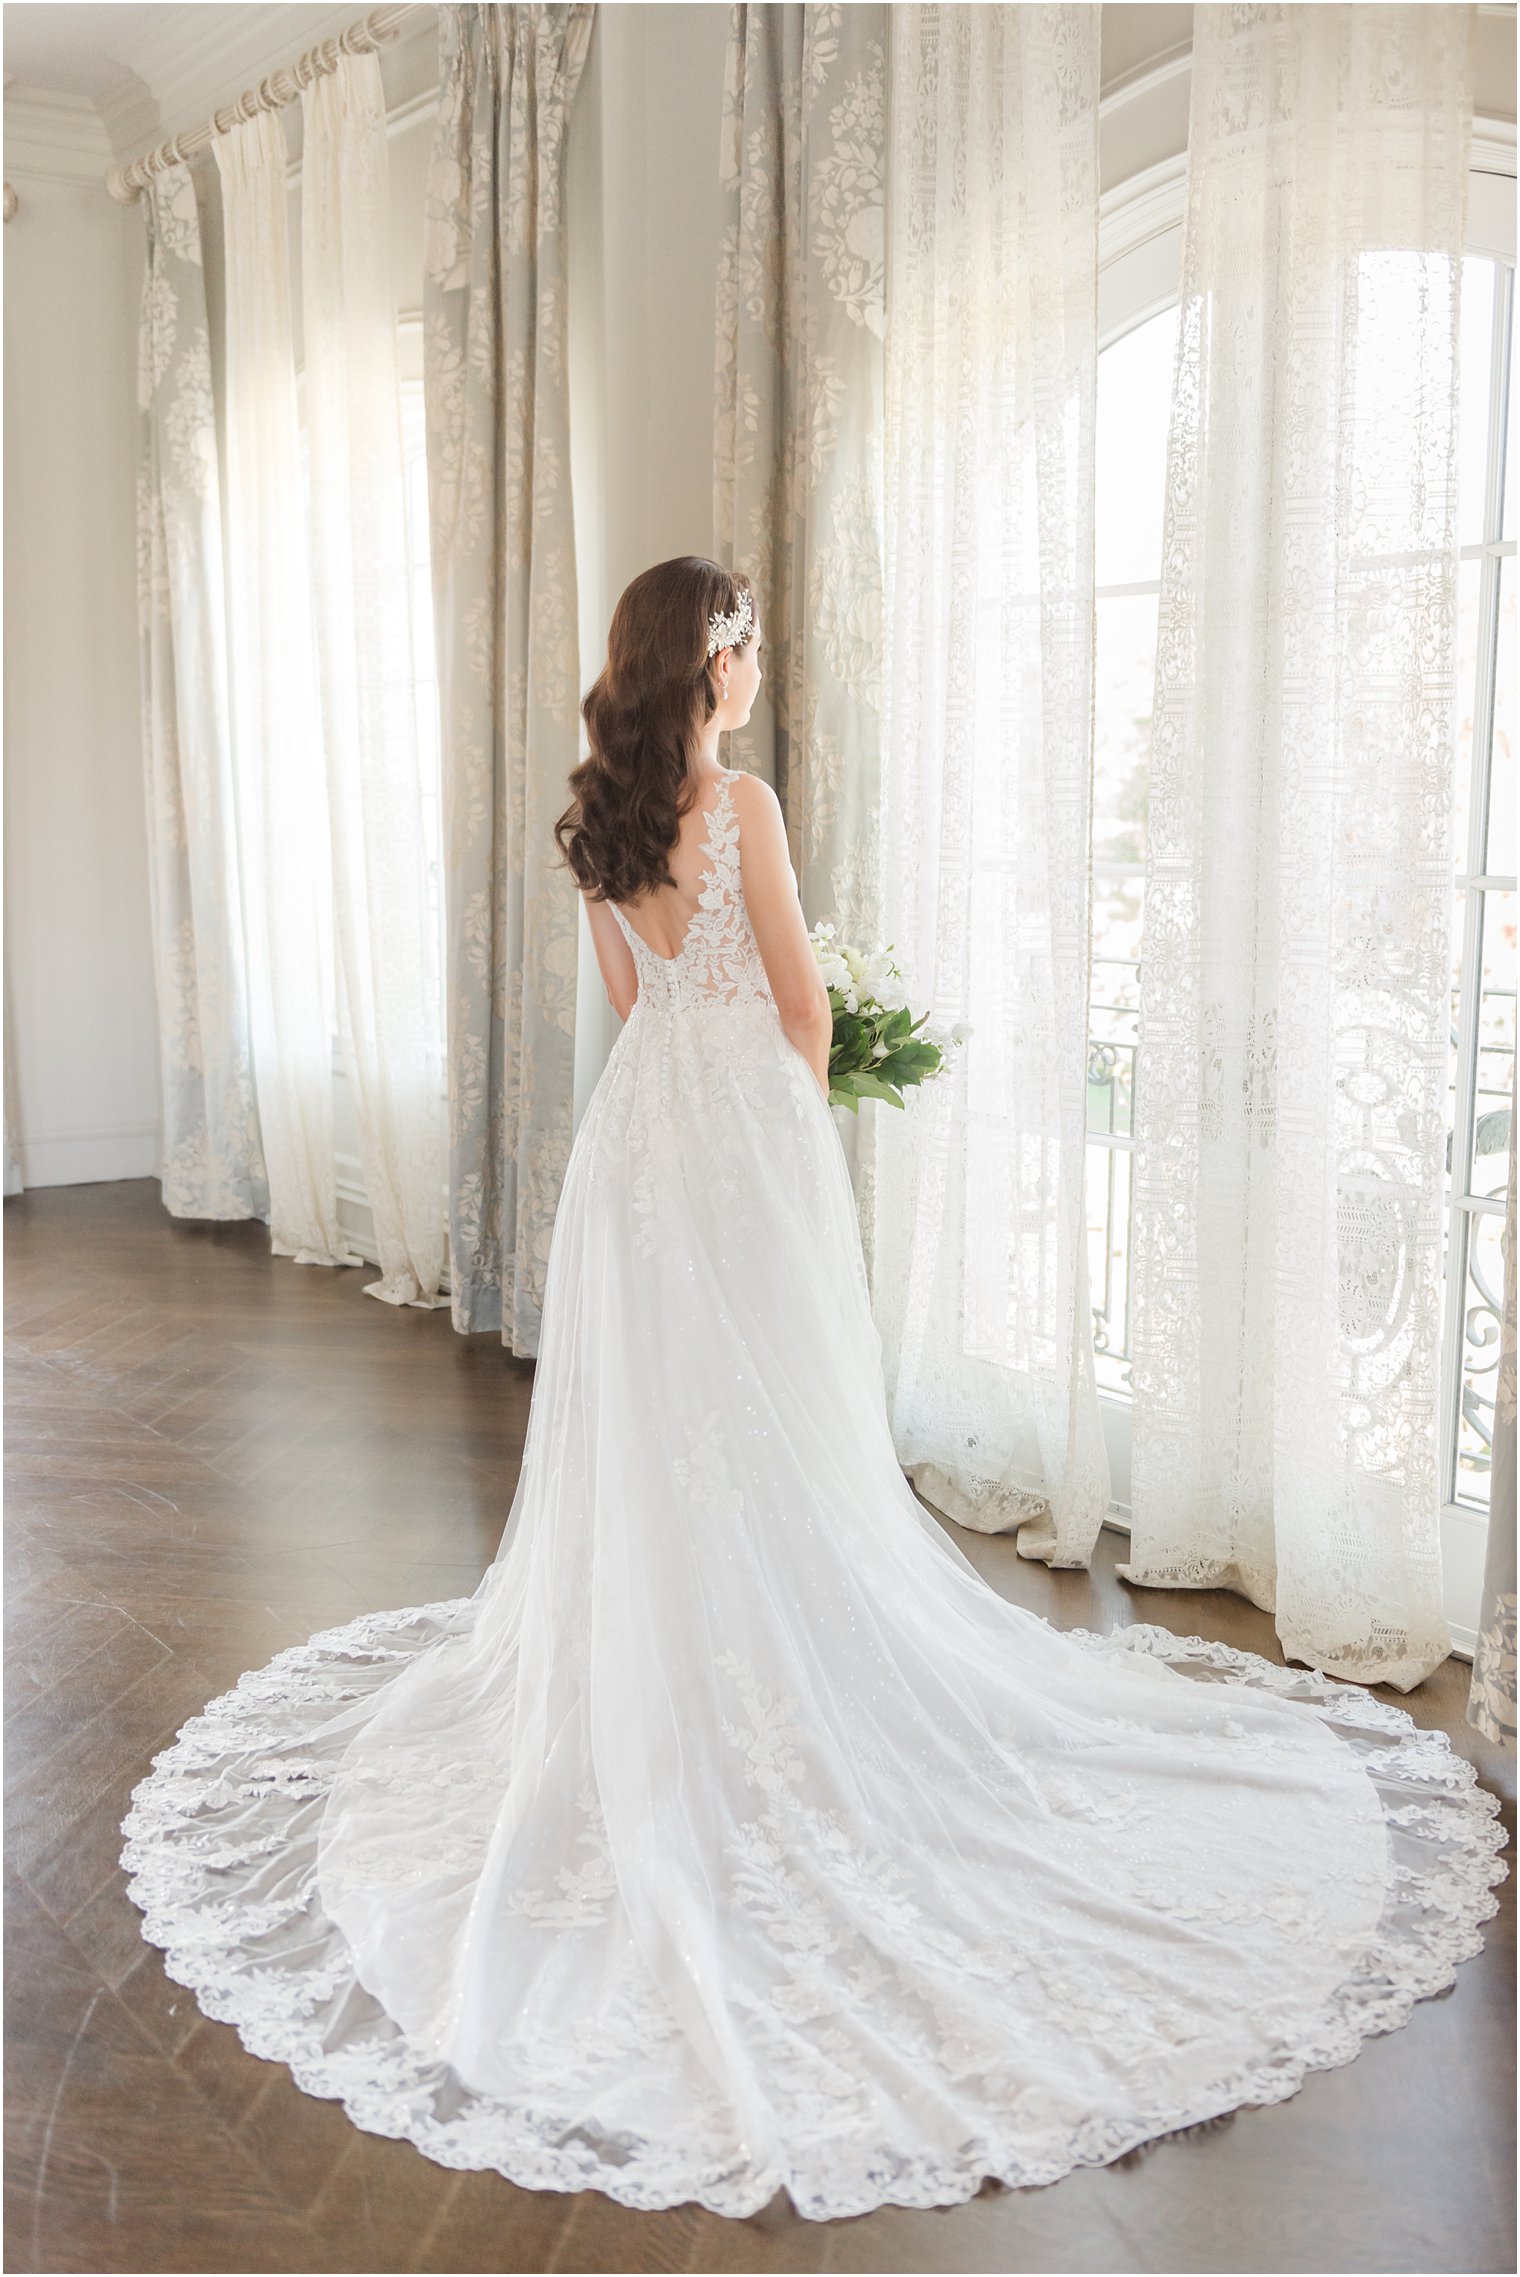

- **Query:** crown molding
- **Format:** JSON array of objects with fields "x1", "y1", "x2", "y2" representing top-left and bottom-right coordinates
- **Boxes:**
[
  {"x1": 1472, "y1": 119, "x2": 1517, "y2": 178},
  {"x1": 113, "y1": 3, "x2": 360, "y2": 154},
  {"x1": 109, "y1": 3, "x2": 438, "y2": 177},
  {"x1": 96, "y1": 74, "x2": 164, "y2": 165},
  {"x1": 3, "y1": 84, "x2": 113, "y2": 185}
]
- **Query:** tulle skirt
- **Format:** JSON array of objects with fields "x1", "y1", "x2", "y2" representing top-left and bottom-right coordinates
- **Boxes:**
[{"x1": 122, "y1": 996, "x2": 1507, "y2": 2219}]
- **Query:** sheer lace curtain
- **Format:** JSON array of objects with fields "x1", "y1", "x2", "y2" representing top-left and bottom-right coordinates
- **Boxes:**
[
  {"x1": 869, "y1": 4, "x2": 1110, "y2": 1562},
  {"x1": 423, "y1": 3, "x2": 592, "y2": 1354},
  {"x1": 1122, "y1": 4, "x2": 1474, "y2": 1688},
  {"x1": 215, "y1": 114, "x2": 357, "y2": 1269},
  {"x1": 301, "y1": 53, "x2": 447, "y2": 1308},
  {"x1": 134, "y1": 164, "x2": 267, "y2": 1222}
]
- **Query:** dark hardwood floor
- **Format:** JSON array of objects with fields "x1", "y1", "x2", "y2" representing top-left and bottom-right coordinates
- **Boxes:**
[{"x1": 4, "y1": 1177, "x2": 1515, "y2": 2275}]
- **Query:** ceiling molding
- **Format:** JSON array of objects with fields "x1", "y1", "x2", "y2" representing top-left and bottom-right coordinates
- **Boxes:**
[
  {"x1": 3, "y1": 83, "x2": 113, "y2": 184},
  {"x1": 96, "y1": 74, "x2": 163, "y2": 162},
  {"x1": 111, "y1": 4, "x2": 360, "y2": 157},
  {"x1": 1473, "y1": 120, "x2": 1517, "y2": 178},
  {"x1": 107, "y1": 3, "x2": 439, "y2": 175}
]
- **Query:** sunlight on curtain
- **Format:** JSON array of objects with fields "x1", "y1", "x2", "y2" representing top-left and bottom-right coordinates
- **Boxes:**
[
  {"x1": 302, "y1": 53, "x2": 448, "y2": 1308},
  {"x1": 134, "y1": 164, "x2": 266, "y2": 1221},
  {"x1": 216, "y1": 114, "x2": 356, "y2": 1269},
  {"x1": 1122, "y1": 4, "x2": 1474, "y2": 1687},
  {"x1": 870, "y1": 3, "x2": 1110, "y2": 1563}
]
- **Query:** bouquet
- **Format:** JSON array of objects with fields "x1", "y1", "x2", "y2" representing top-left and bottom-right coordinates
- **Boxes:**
[{"x1": 808, "y1": 922, "x2": 969, "y2": 1113}]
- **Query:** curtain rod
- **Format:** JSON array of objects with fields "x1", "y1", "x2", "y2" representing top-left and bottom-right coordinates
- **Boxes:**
[{"x1": 105, "y1": 3, "x2": 430, "y2": 205}]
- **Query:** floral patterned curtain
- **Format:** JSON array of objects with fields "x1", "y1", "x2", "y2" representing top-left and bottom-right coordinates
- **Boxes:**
[
  {"x1": 1470, "y1": 1069, "x2": 1516, "y2": 1742},
  {"x1": 424, "y1": 2, "x2": 592, "y2": 1355},
  {"x1": 713, "y1": 1, "x2": 886, "y2": 942},
  {"x1": 1121, "y1": 5, "x2": 1473, "y2": 1688},
  {"x1": 135, "y1": 163, "x2": 266, "y2": 1222}
]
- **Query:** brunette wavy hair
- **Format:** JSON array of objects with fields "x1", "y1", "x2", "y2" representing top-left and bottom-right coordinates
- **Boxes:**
[{"x1": 553, "y1": 557, "x2": 756, "y2": 905}]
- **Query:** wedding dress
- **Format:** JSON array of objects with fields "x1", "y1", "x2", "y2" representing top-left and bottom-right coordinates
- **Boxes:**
[{"x1": 123, "y1": 768, "x2": 1506, "y2": 2220}]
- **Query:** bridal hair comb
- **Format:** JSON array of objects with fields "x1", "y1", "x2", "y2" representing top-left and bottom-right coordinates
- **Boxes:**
[{"x1": 706, "y1": 589, "x2": 754, "y2": 659}]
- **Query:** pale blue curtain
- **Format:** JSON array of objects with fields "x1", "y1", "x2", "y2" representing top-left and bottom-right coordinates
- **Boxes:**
[
  {"x1": 713, "y1": 2, "x2": 887, "y2": 943},
  {"x1": 424, "y1": 3, "x2": 593, "y2": 1353}
]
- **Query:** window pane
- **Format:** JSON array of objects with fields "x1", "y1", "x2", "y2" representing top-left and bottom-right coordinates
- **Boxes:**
[
  {"x1": 1454, "y1": 1201, "x2": 1507, "y2": 1512},
  {"x1": 1093, "y1": 593, "x2": 1155, "y2": 864},
  {"x1": 1472, "y1": 887, "x2": 1516, "y2": 1202},
  {"x1": 1453, "y1": 558, "x2": 1482, "y2": 865},
  {"x1": 1095, "y1": 307, "x2": 1177, "y2": 587},
  {"x1": 1086, "y1": 1136, "x2": 1133, "y2": 1398},
  {"x1": 1089, "y1": 877, "x2": 1141, "y2": 1141},
  {"x1": 1457, "y1": 256, "x2": 1495, "y2": 545},
  {"x1": 1488, "y1": 555, "x2": 1515, "y2": 878},
  {"x1": 1505, "y1": 274, "x2": 1518, "y2": 542},
  {"x1": 1446, "y1": 880, "x2": 1468, "y2": 1191}
]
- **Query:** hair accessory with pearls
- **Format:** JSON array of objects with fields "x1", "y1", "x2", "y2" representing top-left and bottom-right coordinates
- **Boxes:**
[{"x1": 706, "y1": 588, "x2": 754, "y2": 660}]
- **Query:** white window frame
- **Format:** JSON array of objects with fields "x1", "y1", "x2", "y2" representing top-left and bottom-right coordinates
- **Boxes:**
[{"x1": 1092, "y1": 138, "x2": 1518, "y2": 1651}]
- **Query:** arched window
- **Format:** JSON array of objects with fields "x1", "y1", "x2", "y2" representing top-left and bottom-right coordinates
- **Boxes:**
[{"x1": 1088, "y1": 213, "x2": 1516, "y2": 1641}]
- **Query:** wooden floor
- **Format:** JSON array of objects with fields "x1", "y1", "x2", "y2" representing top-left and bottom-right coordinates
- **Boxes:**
[{"x1": 4, "y1": 1178, "x2": 1515, "y2": 2276}]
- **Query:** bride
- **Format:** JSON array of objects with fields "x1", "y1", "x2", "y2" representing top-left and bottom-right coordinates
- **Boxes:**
[{"x1": 123, "y1": 556, "x2": 1506, "y2": 2222}]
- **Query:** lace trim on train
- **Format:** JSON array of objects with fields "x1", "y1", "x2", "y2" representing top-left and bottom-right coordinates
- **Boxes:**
[{"x1": 120, "y1": 1604, "x2": 1507, "y2": 2222}]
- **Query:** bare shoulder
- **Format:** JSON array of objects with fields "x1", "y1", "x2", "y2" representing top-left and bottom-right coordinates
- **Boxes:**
[{"x1": 727, "y1": 769, "x2": 784, "y2": 831}]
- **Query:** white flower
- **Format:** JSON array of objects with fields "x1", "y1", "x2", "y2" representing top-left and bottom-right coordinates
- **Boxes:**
[
  {"x1": 816, "y1": 948, "x2": 852, "y2": 994},
  {"x1": 871, "y1": 1041, "x2": 889, "y2": 1061}
]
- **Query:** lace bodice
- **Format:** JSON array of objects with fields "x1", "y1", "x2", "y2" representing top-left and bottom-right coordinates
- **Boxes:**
[{"x1": 607, "y1": 771, "x2": 773, "y2": 1013}]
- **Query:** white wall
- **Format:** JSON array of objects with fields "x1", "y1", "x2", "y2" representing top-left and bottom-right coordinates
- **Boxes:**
[
  {"x1": 3, "y1": 133, "x2": 158, "y2": 1187},
  {"x1": 567, "y1": 4, "x2": 734, "y2": 1115}
]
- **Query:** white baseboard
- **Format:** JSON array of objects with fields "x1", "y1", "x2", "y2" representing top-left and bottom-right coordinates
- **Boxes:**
[
  {"x1": 17, "y1": 1121, "x2": 160, "y2": 1188},
  {"x1": 333, "y1": 1149, "x2": 452, "y2": 1294}
]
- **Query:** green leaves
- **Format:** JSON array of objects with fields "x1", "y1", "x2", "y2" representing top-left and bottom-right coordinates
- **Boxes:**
[
  {"x1": 825, "y1": 991, "x2": 945, "y2": 1110},
  {"x1": 811, "y1": 921, "x2": 962, "y2": 1116},
  {"x1": 828, "y1": 1069, "x2": 907, "y2": 1112}
]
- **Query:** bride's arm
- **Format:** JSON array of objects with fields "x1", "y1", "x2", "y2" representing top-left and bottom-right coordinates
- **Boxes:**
[
  {"x1": 730, "y1": 772, "x2": 832, "y2": 1100},
  {"x1": 583, "y1": 893, "x2": 639, "y2": 1021}
]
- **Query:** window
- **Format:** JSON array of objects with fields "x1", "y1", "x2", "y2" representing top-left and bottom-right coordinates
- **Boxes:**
[
  {"x1": 1087, "y1": 304, "x2": 1177, "y2": 1399},
  {"x1": 296, "y1": 374, "x2": 448, "y2": 1059},
  {"x1": 1445, "y1": 257, "x2": 1516, "y2": 1517},
  {"x1": 1087, "y1": 257, "x2": 1517, "y2": 1535},
  {"x1": 400, "y1": 377, "x2": 448, "y2": 1035}
]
